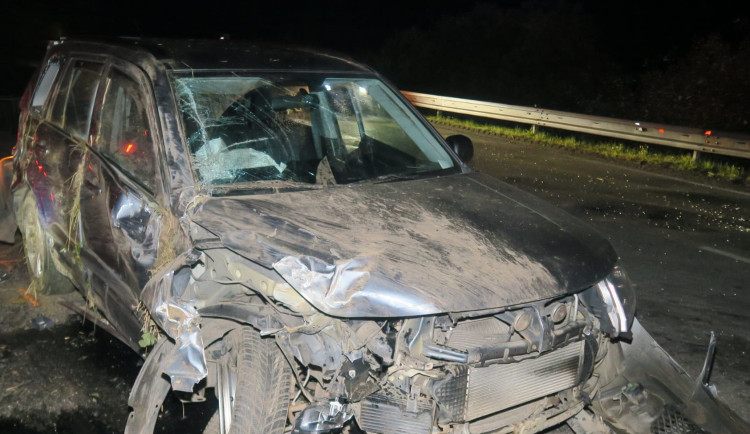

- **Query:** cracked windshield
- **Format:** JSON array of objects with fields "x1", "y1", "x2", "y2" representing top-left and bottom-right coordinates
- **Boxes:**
[{"x1": 173, "y1": 74, "x2": 456, "y2": 188}]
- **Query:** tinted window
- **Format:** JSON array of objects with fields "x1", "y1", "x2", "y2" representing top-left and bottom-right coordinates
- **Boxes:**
[
  {"x1": 31, "y1": 57, "x2": 62, "y2": 110},
  {"x1": 50, "y1": 60, "x2": 103, "y2": 140},
  {"x1": 96, "y1": 68, "x2": 156, "y2": 192}
]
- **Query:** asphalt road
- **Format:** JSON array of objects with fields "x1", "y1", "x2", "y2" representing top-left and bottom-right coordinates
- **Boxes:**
[{"x1": 0, "y1": 126, "x2": 748, "y2": 432}]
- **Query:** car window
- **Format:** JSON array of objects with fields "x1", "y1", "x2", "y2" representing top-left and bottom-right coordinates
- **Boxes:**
[
  {"x1": 326, "y1": 80, "x2": 442, "y2": 164},
  {"x1": 173, "y1": 74, "x2": 456, "y2": 187},
  {"x1": 31, "y1": 56, "x2": 62, "y2": 111},
  {"x1": 95, "y1": 68, "x2": 156, "y2": 192},
  {"x1": 49, "y1": 60, "x2": 103, "y2": 140}
]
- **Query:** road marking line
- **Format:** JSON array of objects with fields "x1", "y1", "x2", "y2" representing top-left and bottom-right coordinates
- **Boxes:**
[{"x1": 700, "y1": 246, "x2": 750, "y2": 264}]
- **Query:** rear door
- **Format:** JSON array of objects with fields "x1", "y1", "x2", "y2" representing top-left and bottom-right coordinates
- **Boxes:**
[{"x1": 27, "y1": 57, "x2": 104, "y2": 279}]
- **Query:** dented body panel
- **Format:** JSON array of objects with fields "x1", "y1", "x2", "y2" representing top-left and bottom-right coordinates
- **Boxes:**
[{"x1": 190, "y1": 172, "x2": 617, "y2": 317}]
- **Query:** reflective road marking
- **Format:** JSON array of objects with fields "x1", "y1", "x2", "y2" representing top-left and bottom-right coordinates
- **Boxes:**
[{"x1": 700, "y1": 246, "x2": 750, "y2": 264}]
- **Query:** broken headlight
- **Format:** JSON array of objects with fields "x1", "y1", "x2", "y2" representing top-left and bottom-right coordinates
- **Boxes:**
[{"x1": 582, "y1": 263, "x2": 636, "y2": 339}]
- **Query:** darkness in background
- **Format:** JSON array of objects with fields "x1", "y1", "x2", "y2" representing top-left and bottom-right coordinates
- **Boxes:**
[{"x1": 1, "y1": 0, "x2": 748, "y2": 132}]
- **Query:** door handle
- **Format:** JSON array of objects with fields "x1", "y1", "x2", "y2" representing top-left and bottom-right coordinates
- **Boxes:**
[{"x1": 83, "y1": 179, "x2": 101, "y2": 194}]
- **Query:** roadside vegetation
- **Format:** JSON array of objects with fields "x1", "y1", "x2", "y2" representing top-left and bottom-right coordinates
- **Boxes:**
[{"x1": 428, "y1": 114, "x2": 748, "y2": 184}]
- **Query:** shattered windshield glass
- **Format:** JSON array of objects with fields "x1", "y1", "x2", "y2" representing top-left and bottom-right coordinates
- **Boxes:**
[{"x1": 172, "y1": 73, "x2": 457, "y2": 187}]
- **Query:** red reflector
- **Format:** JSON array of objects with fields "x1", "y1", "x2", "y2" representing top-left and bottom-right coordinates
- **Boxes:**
[
  {"x1": 658, "y1": 128, "x2": 664, "y2": 133},
  {"x1": 704, "y1": 130, "x2": 712, "y2": 136},
  {"x1": 124, "y1": 143, "x2": 135, "y2": 154}
]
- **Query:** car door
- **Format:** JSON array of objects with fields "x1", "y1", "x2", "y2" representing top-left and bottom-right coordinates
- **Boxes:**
[
  {"x1": 26, "y1": 57, "x2": 104, "y2": 280},
  {"x1": 79, "y1": 62, "x2": 166, "y2": 346}
]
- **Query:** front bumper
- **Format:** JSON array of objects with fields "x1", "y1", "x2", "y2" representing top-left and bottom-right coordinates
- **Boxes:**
[{"x1": 591, "y1": 319, "x2": 750, "y2": 433}]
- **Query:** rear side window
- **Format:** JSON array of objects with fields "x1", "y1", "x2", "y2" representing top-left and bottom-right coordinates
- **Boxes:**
[
  {"x1": 95, "y1": 68, "x2": 156, "y2": 192},
  {"x1": 49, "y1": 60, "x2": 103, "y2": 140},
  {"x1": 31, "y1": 57, "x2": 62, "y2": 110}
]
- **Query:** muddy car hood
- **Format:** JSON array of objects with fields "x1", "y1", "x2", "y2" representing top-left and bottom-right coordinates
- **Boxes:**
[{"x1": 187, "y1": 172, "x2": 617, "y2": 317}]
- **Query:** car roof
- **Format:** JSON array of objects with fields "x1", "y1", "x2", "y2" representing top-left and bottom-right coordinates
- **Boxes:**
[{"x1": 49, "y1": 37, "x2": 373, "y2": 73}]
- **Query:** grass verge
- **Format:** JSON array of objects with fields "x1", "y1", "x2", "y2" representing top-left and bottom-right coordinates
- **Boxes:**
[{"x1": 428, "y1": 114, "x2": 748, "y2": 184}]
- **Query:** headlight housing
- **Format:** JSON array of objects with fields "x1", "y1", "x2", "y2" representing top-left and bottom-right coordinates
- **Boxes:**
[{"x1": 582, "y1": 263, "x2": 636, "y2": 339}]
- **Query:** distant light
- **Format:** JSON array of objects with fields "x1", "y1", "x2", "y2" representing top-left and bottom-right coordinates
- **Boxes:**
[
  {"x1": 124, "y1": 143, "x2": 136, "y2": 154},
  {"x1": 324, "y1": 84, "x2": 332, "y2": 91},
  {"x1": 658, "y1": 128, "x2": 664, "y2": 133},
  {"x1": 220, "y1": 36, "x2": 225, "y2": 40},
  {"x1": 359, "y1": 86, "x2": 367, "y2": 95},
  {"x1": 634, "y1": 122, "x2": 640, "y2": 126},
  {"x1": 704, "y1": 130, "x2": 712, "y2": 136}
]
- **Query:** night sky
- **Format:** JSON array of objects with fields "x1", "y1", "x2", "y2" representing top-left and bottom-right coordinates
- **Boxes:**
[{"x1": 1, "y1": 0, "x2": 747, "y2": 128}]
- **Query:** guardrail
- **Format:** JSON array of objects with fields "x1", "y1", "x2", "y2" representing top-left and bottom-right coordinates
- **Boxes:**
[{"x1": 402, "y1": 91, "x2": 750, "y2": 160}]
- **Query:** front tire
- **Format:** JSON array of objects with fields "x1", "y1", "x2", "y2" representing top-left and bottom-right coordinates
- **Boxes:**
[{"x1": 206, "y1": 326, "x2": 292, "y2": 434}]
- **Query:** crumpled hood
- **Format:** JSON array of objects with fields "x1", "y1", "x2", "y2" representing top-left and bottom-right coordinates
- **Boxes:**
[{"x1": 188, "y1": 172, "x2": 617, "y2": 317}]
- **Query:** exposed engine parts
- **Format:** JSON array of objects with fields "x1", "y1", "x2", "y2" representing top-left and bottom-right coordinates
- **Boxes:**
[{"x1": 143, "y1": 247, "x2": 618, "y2": 433}]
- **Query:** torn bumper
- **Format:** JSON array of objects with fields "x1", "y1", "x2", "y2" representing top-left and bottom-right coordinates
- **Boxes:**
[{"x1": 592, "y1": 319, "x2": 750, "y2": 433}]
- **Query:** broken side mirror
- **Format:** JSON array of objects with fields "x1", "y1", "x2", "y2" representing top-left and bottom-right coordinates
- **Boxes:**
[{"x1": 445, "y1": 134, "x2": 474, "y2": 163}]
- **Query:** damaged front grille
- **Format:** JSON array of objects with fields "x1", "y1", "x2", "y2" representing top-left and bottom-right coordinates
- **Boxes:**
[
  {"x1": 394, "y1": 296, "x2": 600, "y2": 425},
  {"x1": 444, "y1": 316, "x2": 510, "y2": 351}
]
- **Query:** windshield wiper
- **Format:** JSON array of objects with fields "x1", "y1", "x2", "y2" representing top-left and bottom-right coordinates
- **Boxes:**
[
  {"x1": 372, "y1": 173, "x2": 421, "y2": 184},
  {"x1": 207, "y1": 179, "x2": 325, "y2": 196}
]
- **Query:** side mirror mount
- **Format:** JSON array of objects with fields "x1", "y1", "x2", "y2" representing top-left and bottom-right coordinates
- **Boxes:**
[{"x1": 445, "y1": 134, "x2": 474, "y2": 163}]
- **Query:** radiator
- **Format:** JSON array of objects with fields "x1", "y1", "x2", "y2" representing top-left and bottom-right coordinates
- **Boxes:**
[
  {"x1": 358, "y1": 393, "x2": 434, "y2": 434},
  {"x1": 433, "y1": 340, "x2": 586, "y2": 422},
  {"x1": 465, "y1": 340, "x2": 584, "y2": 420}
]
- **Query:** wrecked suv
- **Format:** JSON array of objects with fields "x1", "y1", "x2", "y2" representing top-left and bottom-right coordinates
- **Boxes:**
[{"x1": 3, "y1": 38, "x2": 748, "y2": 433}]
